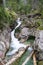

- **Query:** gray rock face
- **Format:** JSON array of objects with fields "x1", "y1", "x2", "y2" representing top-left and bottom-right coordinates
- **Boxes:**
[
  {"x1": 20, "y1": 27, "x2": 31, "y2": 36},
  {"x1": 0, "y1": 28, "x2": 11, "y2": 58},
  {"x1": 38, "y1": 52, "x2": 43, "y2": 60},
  {"x1": 18, "y1": 27, "x2": 31, "y2": 43},
  {"x1": 32, "y1": 30, "x2": 43, "y2": 60},
  {"x1": 38, "y1": 31, "x2": 43, "y2": 50},
  {"x1": 35, "y1": 30, "x2": 43, "y2": 51}
]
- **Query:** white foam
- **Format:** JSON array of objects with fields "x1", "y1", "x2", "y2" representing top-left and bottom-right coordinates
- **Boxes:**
[{"x1": 6, "y1": 18, "x2": 26, "y2": 56}]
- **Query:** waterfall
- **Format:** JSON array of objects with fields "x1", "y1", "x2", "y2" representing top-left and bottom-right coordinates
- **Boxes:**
[{"x1": 6, "y1": 18, "x2": 26, "y2": 56}]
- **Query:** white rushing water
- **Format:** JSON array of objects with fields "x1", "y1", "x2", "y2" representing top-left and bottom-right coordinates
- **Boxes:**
[{"x1": 6, "y1": 18, "x2": 26, "y2": 56}]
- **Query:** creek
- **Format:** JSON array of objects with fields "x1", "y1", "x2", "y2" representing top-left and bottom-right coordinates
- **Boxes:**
[{"x1": 6, "y1": 18, "x2": 26, "y2": 56}]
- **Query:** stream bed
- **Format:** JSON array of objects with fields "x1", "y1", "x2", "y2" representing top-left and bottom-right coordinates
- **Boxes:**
[
  {"x1": 11, "y1": 38, "x2": 34, "y2": 65},
  {"x1": 12, "y1": 50, "x2": 33, "y2": 65}
]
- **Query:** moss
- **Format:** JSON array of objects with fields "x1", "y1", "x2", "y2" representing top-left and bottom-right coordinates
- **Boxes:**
[
  {"x1": 38, "y1": 26, "x2": 43, "y2": 30},
  {"x1": 0, "y1": 7, "x2": 18, "y2": 30},
  {"x1": 38, "y1": 61, "x2": 43, "y2": 65}
]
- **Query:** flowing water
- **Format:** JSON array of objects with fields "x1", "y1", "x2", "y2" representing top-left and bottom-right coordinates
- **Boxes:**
[
  {"x1": 6, "y1": 18, "x2": 33, "y2": 65},
  {"x1": 6, "y1": 18, "x2": 26, "y2": 56}
]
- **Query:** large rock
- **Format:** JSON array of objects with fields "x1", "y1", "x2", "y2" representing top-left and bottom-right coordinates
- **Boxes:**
[
  {"x1": 19, "y1": 27, "x2": 31, "y2": 42},
  {"x1": 38, "y1": 30, "x2": 43, "y2": 50},
  {"x1": 20, "y1": 27, "x2": 31, "y2": 36},
  {"x1": 0, "y1": 27, "x2": 11, "y2": 59},
  {"x1": 35, "y1": 30, "x2": 43, "y2": 51}
]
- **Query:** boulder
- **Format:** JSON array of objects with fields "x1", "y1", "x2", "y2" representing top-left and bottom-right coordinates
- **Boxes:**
[
  {"x1": 0, "y1": 27, "x2": 11, "y2": 59},
  {"x1": 35, "y1": 30, "x2": 43, "y2": 51},
  {"x1": 20, "y1": 27, "x2": 31, "y2": 36},
  {"x1": 19, "y1": 27, "x2": 31, "y2": 42}
]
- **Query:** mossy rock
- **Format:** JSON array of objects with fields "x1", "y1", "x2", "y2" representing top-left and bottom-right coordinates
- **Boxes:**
[
  {"x1": 38, "y1": 61, "x2": 43, "y2": 65},
  {"x1": 37, "y1": 26, "x2": 43, "y2": 30}
]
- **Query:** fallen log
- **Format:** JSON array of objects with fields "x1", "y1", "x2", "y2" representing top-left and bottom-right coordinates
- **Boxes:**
[{"x1": 33, "y1": 53, "x2": 37, "y2": 65}]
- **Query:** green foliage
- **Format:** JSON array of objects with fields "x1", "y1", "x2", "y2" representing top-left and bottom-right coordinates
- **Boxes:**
[
  {"x1": 6, "y1": 0, "x2": 18, "y2": 12},
  {"x1": 5, "y1": 0, "x2": 43, "y2": 15},
  {"x1": 36, "y1": 19, "x2": 43, "y2": 26},
  {"x1": 0, "y1": 0, "x2": 43, "y2": 30},
  {"x1": 38, "y1": 61, "x2": 43, "y2": 65},
  {"x1": 6, "y1": 0, "x2": 32, "y2": 14},
  {"x1": 0, "y1": 0, "x2": 43, "y2": 15},
  {"x1": 0, "y1": 7, "x2": 17, "y2": 30},
  {"x1": 38, "y1": 26, "x2": 43, "y2": 30},
  {"x1": 0, "y1": 0, "x2": 3, "y2": 6}
]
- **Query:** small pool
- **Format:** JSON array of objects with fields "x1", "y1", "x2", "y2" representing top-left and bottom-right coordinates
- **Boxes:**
[{"x1": 25, "y1": 58, "x2": 33, "y2": 65}]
